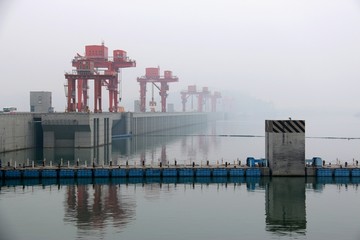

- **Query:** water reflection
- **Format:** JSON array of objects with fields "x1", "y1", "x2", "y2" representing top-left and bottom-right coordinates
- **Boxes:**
[
  {"x1": 2, "y1": 176, "x2": 360, "y2": 239},
  {"x1": 112, "y1": 123, "x2": 215, "y2": 165},
  {"x1": 265, "y1": 178, "x2": 306, "y2": 236},
  {"x1": 60, "y1": 177, "x2": 308, "y2": 237},
  {"x1": 64, "y1": 184, "x2": 136, "y2": 235}
]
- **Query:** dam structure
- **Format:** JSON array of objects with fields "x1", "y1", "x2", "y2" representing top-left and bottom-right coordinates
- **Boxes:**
[
  {"x1": 0, "y1": 112, "x2": 213, "y2": 152},
  {"x1": 1, "y1": 117, "x2": 360, "y2": 180}
]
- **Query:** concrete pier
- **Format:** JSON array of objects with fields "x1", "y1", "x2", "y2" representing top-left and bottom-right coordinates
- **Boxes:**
[
  {"x1": 266, "y1": 120, "x2": 305, "y2": 176},
  {"x1": 42, "y1": 113, "x2": 113, "y2": 148}
]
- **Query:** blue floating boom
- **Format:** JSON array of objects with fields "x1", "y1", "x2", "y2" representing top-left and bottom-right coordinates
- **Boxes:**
[
  {"x1": 178, "y1": 169, "x2": 194, "y2": 177},
  {"x1": 42, "y1": 169, "x2": 57, "y2": 178},
  {"x1": 213, "y1": 168, "x2": 228, "y2": 177},
  {"x1": 5, "y1": 170, "x2": 21, "y2": 179},
  {"x1": 111, "y1": 169, "x2": 127, "y2": 177},
  {"x1": 352, "y1": 169, "x2": 360, "y2": 177},
  {"x1": 196, "y1": 168, "x2": 211, "y2": 177},
  {"x1": 229, "y1": 168, "x2": 245, "y2": 177},
  {"x1": 146, "y1": 169, "x2": 161, "y2": 177},
  {"x1": 317, "y1": 168, "x2": 332, "y2": 177},
  {"x1": 334, "y1": 169, "x2": 350, "y2": 177},
  {"x1": 128, "y1": 169, "x2": 144, "y2": 177},
  {"x1": 162, "y1": 169, "x2": 177, "y2": 177},
  {"x1": 23, "y1": 170, "x2": 40, "y2": 178},
  {"x1": 59, "y1": 169, "x2": 75, "y2": 178},
  {"x1": 77, "y1": 169, "x2": 92, "y2": 178},
  {"x1": 246, "y1": 168, "x2": 261, "y2": 177},
  {"x1": 94, "y1": 169, "x2": 109, "y2": 178}
]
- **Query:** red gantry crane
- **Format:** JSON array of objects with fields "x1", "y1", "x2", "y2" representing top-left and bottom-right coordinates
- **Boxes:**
[
  {"x1": 181, "y1": 85, "x2": 205, "y2": 112},
  {"x1": 65, "y1": 42, "x2": 136, "y2": 113},
  {"x1": 137, "y1": 67, "x2": 178, "y2": 112},
  {"x1": 181, "y1": 85, "x2": 198, "y2": 112},
  {"x1": 181, "y1": 85, "x2": 221, "y2": 112}
]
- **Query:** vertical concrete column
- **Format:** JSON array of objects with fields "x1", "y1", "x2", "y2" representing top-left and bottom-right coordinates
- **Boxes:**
[{"x1": 266, "y1": 120, "x2": 305, "y2": 176}]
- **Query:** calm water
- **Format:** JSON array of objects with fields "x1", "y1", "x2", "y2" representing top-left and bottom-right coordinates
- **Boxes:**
[{"x1": 1, "y1": 116, "x2": 360, "y2": 240}]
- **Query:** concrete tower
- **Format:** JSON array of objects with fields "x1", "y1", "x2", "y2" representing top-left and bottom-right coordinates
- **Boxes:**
[
  {"x1": 30, "y1": 91, "x2": 53, "y2": 113},
  {"x1": 265, "y1": 120, "x2": 305, "y2": 176}
]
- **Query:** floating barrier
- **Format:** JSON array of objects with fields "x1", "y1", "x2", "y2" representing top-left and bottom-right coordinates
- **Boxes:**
[
  {"x1": 246, "y1": 168, "x2": 261, "y2": 177},
  {"x1": 1, "y1": 164, "x2": 359, "y2": 180},
  {"x1": 94, "y1": 169, "x2": 110, "y2": 178},
  {"x1": 352, "y1": 169, "x2": 360, "y2": 177},
  {"x1": 23, "y1": 170, "x2": 40, "y2": 178},
  {"x1": 163, "y1": 169, "x2": 177, "y2": 177},
  {"x1": 146, "y1": 169, "x2": 161, "y2": 177},
  {"x1": 178, "y1": 169, "x2": 194, "y2": 177},
  {"x1": 77, "y1": 169, "x2": 92, "y2": 178},
  {"x1": 128, "y1": 169, "x2": 144, "y2": 177},
  {"x1": 317, "y1": 169, "x2": 333, "y2": 177},
  {"x1": 334, "y1": 169, "x2": 350, "y2": 177},
  {"x1": 5, "y1": 170, "x2": 21, "y2": 179},
  {"x1": 41, "y1": 169, "x2": 57, "y2": 178},
  {"x1": 229, "y1": 168, "x2": 245, "y2": 177},
  {"x1": 213, "y1": 168, "x2": 228, "y2": 177},
  {"x1": 111, "y1": 169, "x2": 127, "y2": 177},
  {"x1": 196, "y1": 168, "x2": 211, "y2": 177},
  {"x1": 59, "y1": 169, "x2": 75, "y2": 178}
]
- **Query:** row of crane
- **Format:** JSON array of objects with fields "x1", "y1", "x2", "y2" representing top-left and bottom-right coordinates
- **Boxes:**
[{"x1": 64, "y1": 43, "x2": 221, "y2": 113}]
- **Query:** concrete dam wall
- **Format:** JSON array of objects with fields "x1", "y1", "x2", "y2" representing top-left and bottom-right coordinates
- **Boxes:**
[
  {"x1": 0, "y1": 114, "x2": 37, "y2": 152},
  {"x1": 116, "y1": 112, "x2": 209, "y2": 136},
  {"x1": 0, "y1": 112, "x2": 213, "y2": 153}
]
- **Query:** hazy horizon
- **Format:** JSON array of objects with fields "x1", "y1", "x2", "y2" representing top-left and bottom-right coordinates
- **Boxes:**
[{"x1": 1, "y1": 0, "x2": 360, "y2": 117}]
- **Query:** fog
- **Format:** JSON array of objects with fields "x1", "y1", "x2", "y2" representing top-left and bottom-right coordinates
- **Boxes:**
[{"x1": 1, "y1": 0, "x2": 360, "y2": 119}]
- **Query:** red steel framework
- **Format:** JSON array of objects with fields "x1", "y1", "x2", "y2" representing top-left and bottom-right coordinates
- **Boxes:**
[
  {"x1": 137, "y1": 67, "x2": 178, "y2": 112},
  {"x1": 181, "y1": 85, "x2": 221, "y2": 112},
  {"x1": 64, "y1": 43, "x2": 135, "y2": 113}
]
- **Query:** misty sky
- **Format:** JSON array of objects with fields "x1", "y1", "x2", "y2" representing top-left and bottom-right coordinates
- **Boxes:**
[{"x1": 1, "y1": 0, "x2": 360, "y2": 115}]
